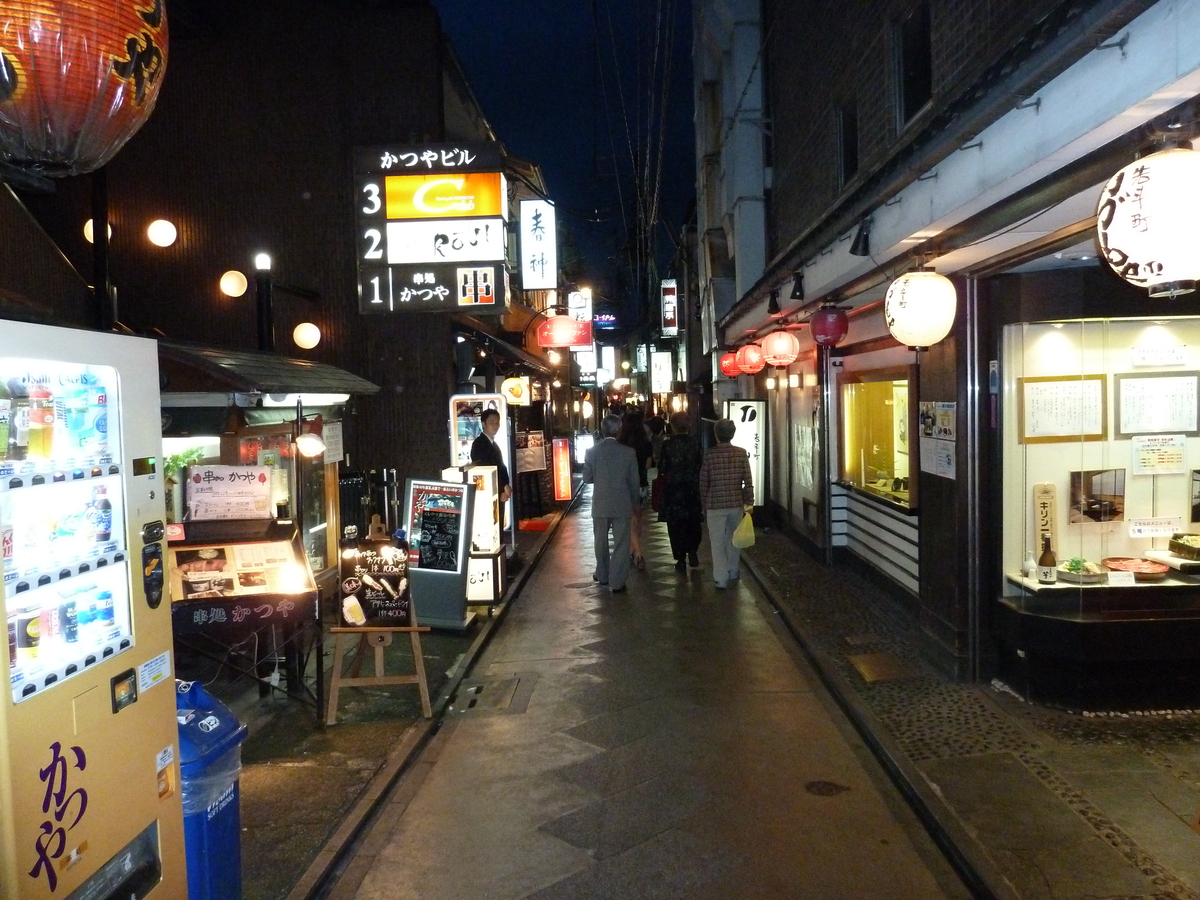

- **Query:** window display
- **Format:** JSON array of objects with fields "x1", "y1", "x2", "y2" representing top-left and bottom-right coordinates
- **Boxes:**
[
  {"x1": 1002, "y1": 317, "x2": 1200, "y2": 612},
  {"x1": 838, "y1": 367, "x2": 915, "y2": 509}
]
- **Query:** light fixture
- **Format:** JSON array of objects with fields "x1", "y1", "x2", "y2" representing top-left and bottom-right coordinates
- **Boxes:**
[
  {"x1": 761, "y1": 329, "x2": 800, "y2": 367},
  {"x1": 146, "y1": 219, "x2": 177, "y2": 247},
  {"x1": 735, "y1": 344, "x2": 766, "y2": 375},
  {"x1": 718, "y1": 352, "x2": 740, "y2": 378},
  {"x1": 294, "y1": 415, "x2": 326, "y2": 458},
  {"x1": 1097, "y1": 143, "x2": 1200, "y2": 296},
  {"x1": 293, "y1": 322, "x2": 321, "y2": 349},
  {"x1": 547, "y1": 350, "x2": 562, "y2": 365},
  {"x1": 811, "y1": 305, "x2": 850, "y2": 347},
  {"x1": 767, "y1": 290, "x2": 782, "y2": 316},
  {"x1": 849, "y1": 218, "x2": 871, "y2": 257},
  {"x1": 765, "y1": 375, "x2": 777, "y2": 390},
  {"x1": 788, "y1": 373, "x2": 800, "y2": 388},
  {"x1": 581, "y1": 400, "x2": 594, "y2": 418},
  {"x1": 790, "y1": 272, "x2": 804, "y2": 301},
  {"x1": 254, "y1": 252, "x2": 272, "y2": 271},
  {"x1": 219, "y1": 270, "x2": 248, "y2": 297},
  {"x1": 621, "y1": 359, "x2": 631, "y2": 371},
  {"x1": 552, "y1": 378, "x2": 562, "y2": 388},
  {"x1": 884, "y1": 269, "x2": 957, "y2": 349},
  {"x1": 82, "y1": 219, "x2": 112, "y2": 243}
]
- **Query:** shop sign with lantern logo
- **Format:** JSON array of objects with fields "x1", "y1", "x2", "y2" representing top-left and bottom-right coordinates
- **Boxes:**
[{"x1": 0, "y1": 0, "x2": 168, "y2": 176}]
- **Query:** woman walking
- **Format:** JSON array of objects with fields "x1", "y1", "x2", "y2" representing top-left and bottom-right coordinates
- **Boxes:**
[
  {"x1": 657, "y1": 411, "x2": 703, "y2": 572},
  {"x1": 699, "y1": 418, "x2": 754, "y2": 589},
  {"x1": 618, "y1": 409, "x2": 652, "y2": 569}
]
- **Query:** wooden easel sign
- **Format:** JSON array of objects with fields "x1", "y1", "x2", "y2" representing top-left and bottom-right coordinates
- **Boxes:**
[{"x1": 327, "y1": 516, "x2": 431, "y2": 724}]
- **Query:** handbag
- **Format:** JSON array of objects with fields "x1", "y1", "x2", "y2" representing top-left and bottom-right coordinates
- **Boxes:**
[
  {"x1": 650, "y1": 473, "x2": 664, "y2": 512},
  {"x1": 732, "y1": 511, "x2": 756, "y2": 549}
]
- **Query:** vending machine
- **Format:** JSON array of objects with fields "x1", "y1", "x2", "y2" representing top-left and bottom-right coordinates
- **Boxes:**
[{"x1": 0, "y1": 322, "x2": 186, "y2": 899}]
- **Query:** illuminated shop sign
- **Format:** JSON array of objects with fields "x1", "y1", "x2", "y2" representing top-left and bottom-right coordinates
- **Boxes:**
[
  {"x1": 361, "y1": 263, "x2": 507, "y2": 313},
  {"x1": 385, "y1": 218, "x2": 505, "y2": 264},
  {"x1": 593, "y1": 312, "x2": 617, "y2": 329},
  {"x1": 383, "y1": 172, "x2": 507, "y2": 220},
  {"x1": 661, "y1": 279, "x2": 678, "y2": 336},
  {"x1": 520, "y1": 199, "x2": 557, "y2": 290}
]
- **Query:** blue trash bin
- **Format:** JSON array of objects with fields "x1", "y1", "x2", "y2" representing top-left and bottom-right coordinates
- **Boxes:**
[{"x1": 176, "y1": 679, "x2": 249, "y2": 900}]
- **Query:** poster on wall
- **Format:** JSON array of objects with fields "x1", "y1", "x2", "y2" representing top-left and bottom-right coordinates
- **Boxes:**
[
  {"x1": 723, "y1": 399, "x2": 765, "y2": 507},
  {"x1": 1115, "y1": 372, "x2": 1200, "y2": 439},
  {"x1": 1131, "y1": 434, "x2": 1187, "y2": 475},
  {"x1": 1068, "y1": 468, "x2": 1126, "y2": 524},
  {"x1": 185, "y1": 466, "x2": 273, "y2": 521},
  {"x1": 1018, "y1": 375, "x2": 1107, "y2": 443}
]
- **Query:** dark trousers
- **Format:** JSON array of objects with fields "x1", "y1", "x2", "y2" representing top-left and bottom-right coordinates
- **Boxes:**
[{"x1": 667, "y1": 516, "x2": 702, "y2": 560}]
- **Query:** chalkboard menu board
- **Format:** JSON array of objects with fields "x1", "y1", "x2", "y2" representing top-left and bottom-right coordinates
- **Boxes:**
[
  {"x1": 339, "y1": 538, "x2": 410, "y2": 626},
  {"x1": 406, "y1": 480, "x2": 470, "y2": 574}
]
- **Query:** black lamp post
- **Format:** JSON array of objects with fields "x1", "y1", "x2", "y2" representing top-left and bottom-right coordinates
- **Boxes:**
[{"x1": 254, "y1": 253, "x2": 274, "y2": 352}]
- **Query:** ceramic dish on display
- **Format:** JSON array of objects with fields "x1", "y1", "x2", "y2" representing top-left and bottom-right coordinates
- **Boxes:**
[
  {"x1": 1100, "y1": 557, "x2": 1170, "y2": 582},
  {"x1": 1057, "y1": 565, "x2": 1107, "y2": 584}
]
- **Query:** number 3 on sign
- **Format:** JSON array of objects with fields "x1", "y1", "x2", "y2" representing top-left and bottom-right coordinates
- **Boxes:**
[{"x1": 361, "y1": 182, "x2": 382, "y2": 215}]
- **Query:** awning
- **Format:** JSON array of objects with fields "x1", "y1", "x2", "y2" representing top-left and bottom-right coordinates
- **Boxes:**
[
  {"x1": 158, "y1": 339, "x2": 380, "y2": 396},
  {"x1": 455, "y1": 315, "x2": 552, "y2": 376}
]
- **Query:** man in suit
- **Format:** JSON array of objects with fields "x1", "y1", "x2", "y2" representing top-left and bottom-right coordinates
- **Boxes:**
[
  {"x1": 471, "y1": 408, "x2": 511, "y2": 528},
  {"x1": 582, "y1": 413, "x2": 642, "y2": 592}
]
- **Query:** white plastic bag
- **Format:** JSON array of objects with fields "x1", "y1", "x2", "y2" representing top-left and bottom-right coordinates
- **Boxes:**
[{"x1": 732, "y1": 512, "x2": 755, "y2": 549}]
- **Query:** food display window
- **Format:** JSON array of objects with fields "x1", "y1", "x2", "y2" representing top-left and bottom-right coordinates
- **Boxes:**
[
  {"x1": 1001, "y1": 317, "x2": 1200, "y2": 617},
  {"x1": 838, "y1": 366, "x2": 917, "y2": 509}
]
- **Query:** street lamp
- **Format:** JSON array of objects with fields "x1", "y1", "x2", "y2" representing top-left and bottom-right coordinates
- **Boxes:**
[{"x1": 255, "y1": 253, "x2": 274, "y2": 351}]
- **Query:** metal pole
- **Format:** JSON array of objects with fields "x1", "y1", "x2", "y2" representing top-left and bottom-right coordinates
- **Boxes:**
[{"x1": 255, "y1": 271, "x2": 275, "y2": 352}]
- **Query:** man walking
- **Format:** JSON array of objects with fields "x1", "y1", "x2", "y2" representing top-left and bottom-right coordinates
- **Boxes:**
[
  {"x1": 583, "y1": 413, "x2": 642, "y2": 592},
  {"x1": 699, "y1": 418, "x2": 754, "y2": 589}
]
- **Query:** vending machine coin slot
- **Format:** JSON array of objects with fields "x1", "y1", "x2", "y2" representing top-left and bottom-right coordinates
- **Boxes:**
[{"x1": 142, "y1": 520, "x2": 165, "y2": 543}]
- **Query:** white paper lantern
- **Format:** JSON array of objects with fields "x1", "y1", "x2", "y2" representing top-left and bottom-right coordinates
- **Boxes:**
[
  {"x1": 884, "y1": 270, "x2": 956, "y2": 348},
  {"x1": 293, "y1": 322, "x2": 321, "y2": 349},
  {"x1": 1096, "y1": 145, "x2": 1200, "y2": 296}
]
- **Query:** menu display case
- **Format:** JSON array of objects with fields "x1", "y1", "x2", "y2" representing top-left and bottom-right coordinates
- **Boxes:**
[{"x1": 837, "y1": 367, "x2": 917, "y2": 509}]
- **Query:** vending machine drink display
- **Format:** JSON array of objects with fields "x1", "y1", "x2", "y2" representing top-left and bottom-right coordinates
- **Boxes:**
[{"x1": 0, "y1": 323, "x2": 186, "y2": 899}]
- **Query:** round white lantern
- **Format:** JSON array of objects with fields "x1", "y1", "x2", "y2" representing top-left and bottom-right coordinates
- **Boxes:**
[
  {"x1": 1097, "y1": 145, "x2": 1200, "y2": 297},
  {"x1": 293, "y1": 322, "x2": 321, "y2": 349},
  {"x1": 884, "y1": 270, "x2": 957, "y2": 348}
]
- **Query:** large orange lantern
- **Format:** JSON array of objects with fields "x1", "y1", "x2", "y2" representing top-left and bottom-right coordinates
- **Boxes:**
[
  {"x1": 760, "y1": 329, "x2": 800, "y2": 367},
  {"x1": 0, "y1": 1, "x2": 169, "y2": 176},
  {"x1": 735, "y1": 344, "x2": 765, "y2": 375},
  {"x1": 718, "y1": 352, "x2": 740, "y2": 377}
]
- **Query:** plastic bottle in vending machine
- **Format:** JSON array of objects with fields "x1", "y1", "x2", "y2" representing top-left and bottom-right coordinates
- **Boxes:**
[
  {"x1": 87, "y1": 378, "x2": 108, "y2": 457},
  {"x1": 92, "y1": 486, "x2": 112, "y2": 542},
  {"x1": 26, "y1": 382, "x2": 54, "y2": 459},
  {"x1": 0, "y1": 379, "x2": 10, "y2": 453},
  {"x1": 6, "y1": 379, "x2": 28, "y2": 460},
  {"x1": 56, "y1": 382, "x2": 91, "y2": 456},
  {"x1": 97, "y1": 590, "x2": 115, "y2": 639}
]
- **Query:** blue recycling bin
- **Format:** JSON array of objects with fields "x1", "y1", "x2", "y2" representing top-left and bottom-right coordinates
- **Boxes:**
[{"x1": 176, "y1": 679, "x2": 249, "y2": 900}]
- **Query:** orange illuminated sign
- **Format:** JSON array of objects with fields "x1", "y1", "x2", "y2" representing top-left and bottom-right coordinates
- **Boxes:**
[
  {"x1": 385, "y1": 172, "x2": 506, "y2": 220},
  {"x1": 553, "y1": 438, "x2": 572, "y2": 501}
]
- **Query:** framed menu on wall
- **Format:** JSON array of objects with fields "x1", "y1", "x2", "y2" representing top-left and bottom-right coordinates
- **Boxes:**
[
  {"x1": 1018, "y1": 375, "x2": 1107, "y2": 444},
  {"x1": 1114, "y1": 371, "x2": 1200, "y2": 439}
]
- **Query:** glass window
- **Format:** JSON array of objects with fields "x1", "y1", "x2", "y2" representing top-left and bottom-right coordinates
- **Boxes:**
[
  {"x1": 839, "y1": 368, "x2": 915, "y2": 508},
  {"x1": 897, "y1": 0, "x2": 932, "y2": 124}
]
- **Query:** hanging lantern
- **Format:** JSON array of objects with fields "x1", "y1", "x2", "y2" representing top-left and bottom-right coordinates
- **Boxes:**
[
  {"x1": 718, "y1": 352, "x2": 740, "y2": 378},
  {"x1": 0, "y1": 1, "x2": 169, "y2": 177},
  {"x1": 810, "y1": 306, "x2": 849, "y2": 347},
  {"x1": 1096, "y1": 145, "x2": 1200, "y2": 296},
  {"x1": 761, "y1": 329, "x2": 800, "y2": 367},
  {"x1": 735, "y1": 343, "x2": 766, "y2": 374},
  {"x1": 884, "y1": 270, "x2": 957, "y2": 349}
]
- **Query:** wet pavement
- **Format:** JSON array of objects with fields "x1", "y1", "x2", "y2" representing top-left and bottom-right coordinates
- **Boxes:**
[{"x1": 200, "y1": 489, "x2": 1200, "y2": 900}]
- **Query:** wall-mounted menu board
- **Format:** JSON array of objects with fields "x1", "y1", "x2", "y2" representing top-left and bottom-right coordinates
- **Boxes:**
[
  {"x1": 404, "y1": 480, "x2": 470, "y2": 574},
  {"x1": 1115, "y1": 371, "x2": 1200, "y2": 439},
  {"x1": 1018, "y1": 375, "x2": 1107, "y2": 444}
]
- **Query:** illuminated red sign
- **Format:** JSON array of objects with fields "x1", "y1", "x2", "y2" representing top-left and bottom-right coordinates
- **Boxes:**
[
  {"x1": 552, "y1": 439, "x2": 572, "y2": 500},
  {"x1": 536, "y1": 315, "x2": 593, "y2": 348}
]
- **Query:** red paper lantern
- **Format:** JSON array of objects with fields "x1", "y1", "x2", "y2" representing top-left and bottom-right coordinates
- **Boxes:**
[
  {"x1": 718, "y1": 351, "x2": 740, "y2": 377},
  {"x1": 760, "y1": 329, "x2": 800, "y2": 367},
  {"x1": 735, "y1": 344, "x2": 765, "y2": 375},
  {"x1": 0, "y1": 1, "x2": 169, "y2": 176},
  {"x1": 811, "y1": 306, "x2": 849, "y2": 347}
]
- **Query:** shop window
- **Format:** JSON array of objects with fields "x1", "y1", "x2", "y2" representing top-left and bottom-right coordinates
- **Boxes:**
[
  {"x1": 838, "y1": 100, "x2": 859, "y2": 187},
  {"x1": 838, "y1": 366, "x2": 916, "y2": 509},
  {"x1": 896, "y1": 0, "x2": 932, "y2": 125},
  {"x1": 1002, "y1": 317, "x2": 1200, "y2": 614}
]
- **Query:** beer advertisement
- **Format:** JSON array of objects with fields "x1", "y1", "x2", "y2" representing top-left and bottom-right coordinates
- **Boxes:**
[{"x1": 339, "y1": 538, "x2": 411, "y2": 627}]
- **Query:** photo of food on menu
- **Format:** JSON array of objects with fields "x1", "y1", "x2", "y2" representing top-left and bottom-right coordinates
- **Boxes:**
[{"x1": 170, "y1": 541, "x2": 307, "y2": 600}]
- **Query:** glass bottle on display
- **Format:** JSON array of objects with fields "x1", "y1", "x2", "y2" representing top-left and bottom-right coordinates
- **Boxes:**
[{"x1": 1036, "y1": 535, "x2": 1057, "y2": 585}]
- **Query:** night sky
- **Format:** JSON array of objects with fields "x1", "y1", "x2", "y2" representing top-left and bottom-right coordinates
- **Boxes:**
[{"x1": 429, "y1": 0, "x2": 694, "y2": 321}]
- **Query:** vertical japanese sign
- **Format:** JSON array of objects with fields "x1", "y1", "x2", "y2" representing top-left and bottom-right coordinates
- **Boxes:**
[
  {"x1": 660, "y1": 280, "x2": 679, "y2": 336},
  {"x1": 723, "y1": 399, "x2": 766, "y2": 507},
  {"x1": 552, "y1": 438, "x2": 572, "y2": 501},
  {"x1": 520, "y1": 199, "x2": 557, "y2": 290}
]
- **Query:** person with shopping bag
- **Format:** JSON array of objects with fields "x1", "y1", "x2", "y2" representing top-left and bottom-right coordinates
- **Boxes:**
[{"x1": 699, "y1": 418, "x2": 755, "y2": 589}]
